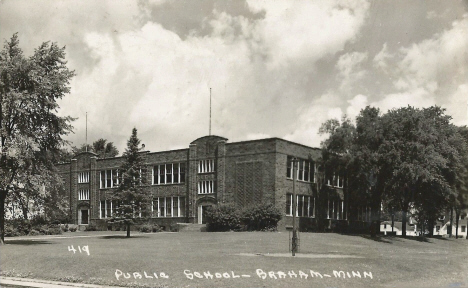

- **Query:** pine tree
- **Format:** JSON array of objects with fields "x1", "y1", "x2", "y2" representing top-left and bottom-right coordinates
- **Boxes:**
[{"x1": 109, "y1": 128, "x2": 149, "y2": 237}]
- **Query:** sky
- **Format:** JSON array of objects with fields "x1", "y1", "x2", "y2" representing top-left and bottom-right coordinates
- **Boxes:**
[{"x1": 1, "y1": 0, "x2": 467, "y2": 154}]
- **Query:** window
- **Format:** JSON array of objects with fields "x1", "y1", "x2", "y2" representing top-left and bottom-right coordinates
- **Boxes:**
[
  {"x1": 462, "y1": 226, "x2": 466, "y2": 233},
  {"x1": 78, "y1": 189, "x2": 89, "y2": 200},
  {"x1": 198, "y1": 159, "x2": 215, "y2": 173},
  {"x1": 152, "y1": 197, "x2": 185, "y2": 217},
  {"x1": 78, "y1": 172, "x2": 89, "y2": 183},
  {"x1": 198, "y1": 180, "x2": 215, "y2": 194},
  {"x1": 327, "y1": 173, "x2": 344, "y2": 188},
  {"x1": 153, "y1": 163, "x2": 186, "y2": 185},
  {"x1": 285, "y1": 194, "x2": 315, "y2": 217},
  {"x1": 100, "y1": 169, "x2": 119, "y2": 189},
  {"x1": 436, "y1": 225, "x2": 440, "y2": 232},
  {"x1": 286, "y1": 156, "x2": 315, "y2": 182},
  {"x1": 100, "y1": 200, "x2": 117, "y2": 219},
  {"x1": 327, "y1": 200, "x2": 344, "y2": 220}
]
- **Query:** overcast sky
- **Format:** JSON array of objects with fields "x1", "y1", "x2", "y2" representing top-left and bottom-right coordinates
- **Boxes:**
[{"x1": 1, "y1": 0, "x2": 467, "y2": 154}]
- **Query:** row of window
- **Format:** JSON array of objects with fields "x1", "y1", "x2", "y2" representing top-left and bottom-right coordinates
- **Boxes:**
[
  {"x1": 99, "y1": 197, "x2": 186, "y2": 219},
  {"x1": 199, "y1": 159, "x2": 215, "y2": 173},
  {"x1": 198, "y1": 180, "x2": 215, "y2": 194},
  {"x1": 152, "y1": 197, "x2": 185, "y2": 218},
  {"x1": 78, "y1": 172, "x2": 90, "y2": 183},
  {"x1": 78, "y1": 189, "x2": 89, "y2": 200},
  {"x1": 152, "y1": 163, "x2": 186, "y2": 185},
  {"x1": 286, "y1": 156, "x2": 315, "y2": 183},
  {"x1": 327, "y1": 174, "x2": 344, "y2": 188},
  {"x1": 100, "y1": 169, "x2": 121, "y2": 189},
  {"x1": 327, "y1": 200, "x2": 345, "y2": 220},
  {"x1": 285, "y1": 194, "x2": 315, "y2": 217}
]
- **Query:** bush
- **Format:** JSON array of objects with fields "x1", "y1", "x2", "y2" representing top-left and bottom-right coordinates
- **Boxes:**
[
  {"x1": 205, "y1": 205, "x2": 241, "y2": 232},
  {"x1": 29, "y1": 229, "x2": 40, "y2": 236},
  {"x1": 45, "y1": 225, "x2": 63, "y2": 235},
  {"x1": 61, "y1": 224, "x2": 69, "y2": 232},
  {"x1": 241, "y1": 203, "x2": 282, "y2": 231},
  {"x1": 69, "y1": 226, "x2": 77, "y2": 232},
  {"x1": 139, "y1": 224, "x2": 152, "y2": 233},
  {"x1": 152, "y1": 225, "x2": 163, "y2": 233},
  {"x1": 85, "y1": 223, "x2": 97, "y2": 231}
]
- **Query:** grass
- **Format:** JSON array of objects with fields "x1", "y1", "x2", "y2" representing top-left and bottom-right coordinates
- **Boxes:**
[{"x1": 1, "y1": 231, "x2": 468, "y2": 288}]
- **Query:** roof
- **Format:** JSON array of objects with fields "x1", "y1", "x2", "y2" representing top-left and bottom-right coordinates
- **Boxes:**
[{"x1": 381, "y1": 221, "x2": 415, "y2": 231}]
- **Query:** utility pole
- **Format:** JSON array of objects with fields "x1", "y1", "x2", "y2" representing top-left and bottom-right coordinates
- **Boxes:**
[{"x1": 292, "y1": 157, "x2": 298, "y2": 256}]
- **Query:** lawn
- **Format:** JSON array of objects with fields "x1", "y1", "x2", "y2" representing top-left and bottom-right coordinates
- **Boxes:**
[{"x1": 1, "y1": 231, "x2": 467, "y2": 288}]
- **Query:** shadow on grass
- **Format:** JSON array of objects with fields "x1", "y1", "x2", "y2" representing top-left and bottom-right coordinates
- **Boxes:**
[
  {"x1": 339, "y1": 233, "x2": 395, "y2": 244},
  {"x1": 5, "y1": 240, "x2": 53, "y2": 245},
  {"x1": 99, "y1": 235, "x2": 150, "y2": 240}
]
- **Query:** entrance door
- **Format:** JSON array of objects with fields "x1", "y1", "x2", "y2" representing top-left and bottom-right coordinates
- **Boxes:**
[
  {"x1": 198, "y1": 205, "x2": 212, "y2": 224},
  {"x1": 80, "y1": 209, "x2": 89, "y2": 225}
]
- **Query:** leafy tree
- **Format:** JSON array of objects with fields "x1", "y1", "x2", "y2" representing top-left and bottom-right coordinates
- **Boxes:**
[
  {"x1": 72, "y1": 139, "x2": 119, "y2": 158},
  {"x1": 320, "y1": 108, "x2": 384, "y2": 236},
  {"x1": 320, "y1": 106, "x2": 462, "y2": 238},
  {"x1": 451, "y1": 126, "x2": 468, "y2": 237},
  {"x1": 0, "y1": 34, "x2": 74, "y2": 244},
  {"x1": 109, "y1": 128, "x2": 149, "y2": 237},
  {"x1": 380, "y1": 106, "x2": 461, "y2": 237}
]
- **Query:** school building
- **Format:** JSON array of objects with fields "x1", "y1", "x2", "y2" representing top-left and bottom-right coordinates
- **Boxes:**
[{"x1": 57, "y1": 135, "x2": 355, "y2": 230}]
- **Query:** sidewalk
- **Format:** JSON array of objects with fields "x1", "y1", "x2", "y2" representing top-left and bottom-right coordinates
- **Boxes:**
[{"x1": 0, "y1": 276, "x2": 121, "y2": 288}]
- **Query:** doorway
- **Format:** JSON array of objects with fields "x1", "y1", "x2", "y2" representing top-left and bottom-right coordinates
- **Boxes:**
[
  {"x1": 198, "y1": 205, "x2": 212, "y2": 224},
  {"x1": 80, "y1": 209, "x2": 89, "y2": 225}
]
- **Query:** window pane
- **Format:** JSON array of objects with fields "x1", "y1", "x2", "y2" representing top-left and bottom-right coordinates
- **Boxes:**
[
  {"x1": 286, "y1": 194, "x2": 291, "y2": 215},
  {"x1": 180, "y1": 197, "x2": 185, "y2": 217},
  {"x1": 286, "y1": 156, "x2": 292, "y2": 178},
  {"x1": 298, "y1": 160, "x2": 304, "y2": 181},
  {"x1": 160, "y1": 198, "x2": 165, "y2": 217},
  {"x1": 153, "y1": 166, "x2": 158, "y2": 184},
  {"x1": 304, "y1": 162, "x2": 310, "y2": 182},
  {"x1": 159, "y1": 165, "x2": 165, "y2": 184},
  {"x1": 166, "y1": 164, "x2": 172, "y2": 183},
  {"x1": 173, "y1": 197, "x2": 178, "y2": 217},
  {"x1": 180, "y1": 163, "x2": 186, "y2": 183},
  {"x1": 166, "y1": 197, "x2": 172, "y2": 217},
  {"x1": 100, "y1": 171, "x2": 105, "y2": 188},
  {"x1": 101, "y1": 201, "x2": 105, "y2": 218},
  {"x1": 298, "y1": 195, "x2": 303, "y2": 216},
  {"x1": 173, "y1": 163, "x2": 179, "y2": 183}
]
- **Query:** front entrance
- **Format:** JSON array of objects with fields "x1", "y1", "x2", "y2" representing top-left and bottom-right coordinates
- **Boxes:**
[
  {"x1": 79, "y1": 209, "x2": 89, "y2": 225},
  {"x1": 198, "y1": 205, "x2": 212, "y2": 224}
]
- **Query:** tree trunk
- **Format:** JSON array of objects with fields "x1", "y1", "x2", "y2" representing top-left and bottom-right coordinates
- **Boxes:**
[
  {"x1": 449, "y1": 207, "x2": 453, "y2": 237},
  {"x1": 428, "y1": 219, "x2": 434, "y2": 237},
  {"x1": 391, "y1": 211, "x2": 394, "y2": 232},
  {"x1": 1, "y1": 190, "x2": 6, "y2": 245},
  {"x1": 455, "y1": 211, "x2": 459, "y2": 239},
  {"x1": 126, "y1": 223, "x2": 131, "y2": 238},
  {"x1": 402, "y1": 209, "x2": 407, "y2": 237}
]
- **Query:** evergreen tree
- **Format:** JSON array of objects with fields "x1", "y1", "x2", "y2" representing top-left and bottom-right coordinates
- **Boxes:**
[{"x1": 109, "y1": 128, "x2": 149, "y2": 237}]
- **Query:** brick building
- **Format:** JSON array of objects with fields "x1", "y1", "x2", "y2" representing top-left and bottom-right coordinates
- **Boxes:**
[{"x1": 58, "y1": 135, "x2": 350, "y2": 230}]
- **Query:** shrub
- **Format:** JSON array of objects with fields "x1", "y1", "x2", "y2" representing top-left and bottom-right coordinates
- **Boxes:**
[
  {"x1": 152, "y1": 225, "x2": 163, "y2": 233},
  {"x1": 241, "y1": 203, "x2": 282, "y2": 231},
  {"x1": 139, "y1": 224, "x2": 152, "y2": 233},
  {"x1": 205, "y1": 205, "x2": 241, "y2": 232},
  {"x1": 4, "y1": 226, "x2": 21, "y2": 237},
  {"x1": 61, "y1": 224, "x2": 69, "y2": 232},
  {"x1": 69, "y1": 226, "x2": 77, "y2": 232},
  {"x1": 29, "y1": 229, "x2": 40, "y2": 236},
  {"x1": 46, "y1": 225, "x2": 63, "y2": 235},
  {"x1": 85, "y1": 223, "x2": 97, "y2": 231}
]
